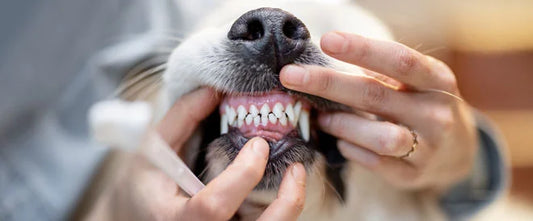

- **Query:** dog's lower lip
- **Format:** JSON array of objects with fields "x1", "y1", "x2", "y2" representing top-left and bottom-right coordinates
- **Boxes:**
[{"x1": 226, "y1": 128, "x2": 301, "y2": 159}]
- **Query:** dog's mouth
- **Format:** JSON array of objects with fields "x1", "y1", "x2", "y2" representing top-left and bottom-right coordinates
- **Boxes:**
[{"x1": 219, "y1": 90, "x2": 312, "y2": 159}]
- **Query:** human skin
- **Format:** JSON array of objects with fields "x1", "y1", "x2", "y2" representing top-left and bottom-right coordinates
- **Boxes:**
[
  {"x1": 88, "y1": 88, "x2": 306, "y2": 221},
  {"x1": 280, "y1": 31, "x2": 478, "y2": 192}
]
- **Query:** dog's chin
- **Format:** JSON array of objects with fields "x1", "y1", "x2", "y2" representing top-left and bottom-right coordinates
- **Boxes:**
[{"x1": 206, "y1": 130, "x2": 316, "y2": 190}]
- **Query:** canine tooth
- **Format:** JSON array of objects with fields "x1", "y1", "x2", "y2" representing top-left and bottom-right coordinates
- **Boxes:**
[
  {"x1": 260, "y1": 104, "x2": 270, "y2": 116},
  {"x1": 261, "y1": 115, "x2": 268, "y2": 126},
  {"x1": 285, "y1": 104, "x2": 295, "y2": 126},
  {"x1": 220, "y1": 114, "x2": 228, "y2": 134},
  {"x1": 279, "y1": 114, "x2": 287, "y2": 126},
  {"x1": 268, "y1": 113, "x2": 277, "y2": 124},
  {"x1": 294, "y1": 102, "x2": 302, "y2": 120},
  {"x1": 227, "y1": 107, "x2": 236, "y2": 125},
  {"x1": 237, "y1": 105, "x2": 246, "y2": 120},
  {"x1": 250, "y1": 105, "x2": 259, "y2": 117},
  {"x1": 254, "y1": 115, "x2": 260, "y2": 126},
  {"x1": 299, "y1": 110, "x2": 310, "y2": 142},
  {"x1": 273, "y1": 103, "x2": 284, "y2": 118},
  {"x1": 245, "y1": 114, "x2": 253, "y2": 125}
]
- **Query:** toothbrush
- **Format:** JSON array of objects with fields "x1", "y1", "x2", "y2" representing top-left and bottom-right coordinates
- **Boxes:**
[{"x1": 88, "y1": 100, "x2": 205, "y2": 196}]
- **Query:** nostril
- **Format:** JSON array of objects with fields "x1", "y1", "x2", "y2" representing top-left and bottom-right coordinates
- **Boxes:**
[
  {"x1": 246, "y1": 19, "x2": 264, "y2": 40},
  {"x1": 282, "y1": 19, "x2": 309, "y2": 40},
  {"x1": 228, "y1": 18, "x2": 264, "y2": 41}
]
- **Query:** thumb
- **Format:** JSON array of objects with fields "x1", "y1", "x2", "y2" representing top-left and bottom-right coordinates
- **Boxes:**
[{"x1": 157, "y1": 87, "x2": 220, "y2": 151}]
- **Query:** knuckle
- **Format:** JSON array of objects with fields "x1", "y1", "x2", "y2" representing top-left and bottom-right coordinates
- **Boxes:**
[
  {"x1": 427, "y1": 56, "x2": 459, "y2": 92},
  {"x1": 315, "y1": 69, "x2": 334, "y2": 92},
  {"x1": 378, "y1": 125, "x2": 408, "y2": 156},
  {"x1": 353, "y1": 37, "x2": 371, "y2": 61},
  {"x1": 395, "y1": 47, "x2": 419, "y2": 76},
  {"x1": 360, "y1": 79, "x2": 387, "y2": 110},
  {"x1": 329, "y1": 114, "x2": 347, "y2": 134},
  {"x1": 440, "y1": 73, "x2": 459, "y2": 92},
  {"x1": 431, "y1": 107, "x2": 455, "y2": 132}
]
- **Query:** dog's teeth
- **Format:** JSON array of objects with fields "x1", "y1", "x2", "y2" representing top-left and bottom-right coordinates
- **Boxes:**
[
  {"x1": 250, "y1": 105, "x2": 259, "y2": 117},
  {"x1": 220, "y1": 114, "x2": 228, "y2": 134},
  {"x1": 253, "y1": 115, "x2": 260, "y2": 126},
  {"x1": 285, "y1": 103, "x2": 296, "y2": 126},
  {"x1": 260, "y1": 104, "x2": 270, "y2": 116},
  {"x1": 261, "y1": 115, "x2": 268, "y2": 126},
  {"x1": 299, "y1": 110, "x2": 310, "y2": 142},
  {"x1": 227, "y1": 106, "x2": 236, "y2": 126},
  {"x1": 268, "y1": 113, "x2": 277, "y2": 124},
  {"x1": 294, "y1": 101, "x2": 302, "y2": 121},
  {"x1": 237, "y1": 118, "x2": 244, "y2": 127},
  {"x1": 245, "y1": 114, "x2": 253, "y2": 125},
  {"x1": 237, "y1": 105, "x2": 246, "y2": 120},
  {"x1": 279, "y1": 113, "x2": 287, "y2": 126},
  {"x1": 273, "y1": 103, "x2": 284, "y2": 118}
]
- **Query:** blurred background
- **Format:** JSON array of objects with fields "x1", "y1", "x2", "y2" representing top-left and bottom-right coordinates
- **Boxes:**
[
  {"x1": 0, "y1": 0, "x2": 531, "y2": 220},
  {"x1": 357, "y1": 0, "x2": 533, "y2": 217}
]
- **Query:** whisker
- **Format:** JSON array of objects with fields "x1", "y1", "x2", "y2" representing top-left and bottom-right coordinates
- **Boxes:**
[
  {"x1": 421, "y1": 46, "x2": 447, "y2": 55},
  {"x1": 413, "y1": 43, "x2": 424, "y2": 51},
  {"x1": 121, "y1": 75, "x2": 162, "y2": 100},
  {"x1": 137, "y1": 78, "x2": 164, "y2": 100},
  {"x1": 115, "y1": 63, "x2": 166, "y2": 98}
]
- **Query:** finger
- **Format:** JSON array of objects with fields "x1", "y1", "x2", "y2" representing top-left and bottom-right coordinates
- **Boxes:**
[
  {"x1": 184, "y1": 137, "x2": 269, "y2": 220},
  {"x1": 318, "y1": 112, "x2": 413, "y2": 157},
  {"x1": 337, "y1": 140, "x2": 423, "y2": 189},
  {"x1": 280, "y1": 64, "x2": 417, "y2": 123},
  {"x1": 258, "y1": 163, "x2": 306, "y2": 221},
  {"x1": 320, "y1": 32, "x2": 457, "y2": 92},
  {"x1": 157, "y1": 87, "x2": 220, "y2": 150}
]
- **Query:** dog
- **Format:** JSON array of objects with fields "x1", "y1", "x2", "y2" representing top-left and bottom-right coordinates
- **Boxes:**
[{"x1": 119, "y1": 0, "x2": 445, "y2": 220}]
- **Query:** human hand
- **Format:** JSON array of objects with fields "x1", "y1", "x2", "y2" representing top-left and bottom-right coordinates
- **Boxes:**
[
  {"x1": 279, "y1": 32, "x2": 478, "y2": 192},
  {"x1": 93, "y1": 88, "x2": 306, "y2": 221}
]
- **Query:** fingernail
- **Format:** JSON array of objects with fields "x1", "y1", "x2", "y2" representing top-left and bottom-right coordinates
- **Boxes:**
[
  {"x1": 251, "y1": 137, "x2": 269, "y2": 158},
  {"x1": 318, "y1": 114, "x2": 331, "y2": 128},
  {"x1": 291, "y1": 163, "x2": 305, "y2": 181},
  {"x1": 281, "y1": 65, "x2": 308, "y2": 87},
  {"x1": 321, "y1": 32, "x2": 348, "y2": 54}
]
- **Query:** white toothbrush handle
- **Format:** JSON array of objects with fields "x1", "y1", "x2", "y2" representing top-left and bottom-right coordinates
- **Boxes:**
[{"x1": 140, "y1": 130, "x2": 205, "y2": 196}]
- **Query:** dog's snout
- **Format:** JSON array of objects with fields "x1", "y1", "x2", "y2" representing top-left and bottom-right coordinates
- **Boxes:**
[{"x1": 228, "y1": 8, "x2": 310, "y2": 71}]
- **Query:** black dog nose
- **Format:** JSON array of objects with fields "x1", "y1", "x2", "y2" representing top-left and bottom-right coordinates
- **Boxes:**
[{"x1": 228, "y1": 8, "x2": 310, "y2": 72}]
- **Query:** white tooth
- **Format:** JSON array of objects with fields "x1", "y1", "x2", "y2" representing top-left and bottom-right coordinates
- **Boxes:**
[
  {"x1": 298, "y1": 110, "x2": 310, "y2": 142},
  {"x1": 261, "y1": 115, "x2": 268, "y2": 126},
  {"x1": 237, "y1": 118, "x2": 244, "y2": 127},
  {"x1": 279, "y1": 114, "x2": 287, "y2": 126},
  {"x1": 260, "y1": 104, "x2": 270, "y2": 116},
  {"x1": 245, "y1": 114, "x2": 253, "y2": 125},
  {"x1": 250, "y1": 105, "x2": 259, "y2": 117},
  {"x1": 237, "y1": 105, "x2": 247, "y2": 120},
  {"x1": 253, "y1": 115, "x2": 260, "y2": 126},
  {"x1": 294, "y1": 102, "x2": 302, "y2": 120},
  {"x1": 285, "y1": 103, "x2": 295, "y2": 126},
  {"x1": 273, "y1": 103, "x2": 284, "y2": 118},
  {"x1": 268, "y1": 113, "x2": 277, "y2": 124},
  {"x1": 227, "y1": 106, "x2": 236, "y2": 126},
  {"x1": 221, "y1": 114, "x2": 228, "y2": 134}
]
